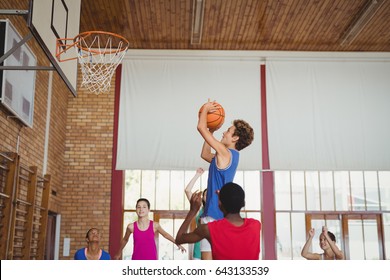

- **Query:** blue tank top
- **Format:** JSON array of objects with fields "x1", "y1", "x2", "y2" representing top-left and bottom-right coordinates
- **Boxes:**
[{"x1": 203, "y1": 149, "x2": 239, "y2": 220}]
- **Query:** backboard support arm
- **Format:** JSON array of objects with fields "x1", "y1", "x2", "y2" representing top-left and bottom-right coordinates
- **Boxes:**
[
  {"x1": 0, "y1": 9, "x2": 29, "y2": 16},
  {"x1": 0, "y1": 31, "x2": 53, "y2": 70}
]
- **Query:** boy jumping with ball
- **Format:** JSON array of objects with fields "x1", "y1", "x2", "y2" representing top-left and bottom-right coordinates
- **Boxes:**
[{"x1": 197, "y1": 100, "x2": 254, "y2": 259}]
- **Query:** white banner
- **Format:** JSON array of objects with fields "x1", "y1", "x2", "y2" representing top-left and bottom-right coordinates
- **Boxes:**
[
  {"x1": 116, "y1": 55, "x2": 262, "y2": 170},
  {"x1": 267, "y1": 60, "x2": 390, "y2": 171}
]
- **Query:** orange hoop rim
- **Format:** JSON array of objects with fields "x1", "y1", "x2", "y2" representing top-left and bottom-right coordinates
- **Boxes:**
[
  {"x1": 73, "y1": 31, "x2": 130, "y2": 54},
  {"x1": 56, "y1": 30, "x2": 130, "y2": 62}
]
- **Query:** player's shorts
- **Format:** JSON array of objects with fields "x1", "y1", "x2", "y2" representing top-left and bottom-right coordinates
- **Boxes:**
[{"x1": 200, "y1": 216, "x2": 216, "y2": 252}]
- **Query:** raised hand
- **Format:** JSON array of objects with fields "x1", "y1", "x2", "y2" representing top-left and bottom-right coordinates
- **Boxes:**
[
  {"x1": 190, "y1": 192, "x2": 202, "y2": 213},
  {"x1": 177, "y1": 244, "x2": 187, "y2": 253},
  {"x1": 196, "y1": 167, "x2": 204, "y2": 175},
  {"x1": 322, "y1": 226, "x2": 328, "y2": 235}
]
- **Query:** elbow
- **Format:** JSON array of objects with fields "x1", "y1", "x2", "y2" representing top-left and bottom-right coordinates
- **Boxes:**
[
  {"x1": 175, "y1": 232, "x2": 187, "y2": 245},
  {"x1": 197, "y1": 123, "x2": 208, "y2": 134},
  {"x1": 200, "y1": 154, "x2": 211, "y2": 163},
  {"x1": 175, "y1": 236, "x2": 182, "y2": 245},
  {"x1": 197, "y1": 125, "x2": 204, "y2": 134}
]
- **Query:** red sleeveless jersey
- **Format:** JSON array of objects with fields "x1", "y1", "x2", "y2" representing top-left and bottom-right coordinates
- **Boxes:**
[{"x1": 208, "y1": 218, "x2": 261, "y2": 260}]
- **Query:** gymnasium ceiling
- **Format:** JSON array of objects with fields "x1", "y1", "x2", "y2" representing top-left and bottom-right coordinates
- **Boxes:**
[{"x1": 79, "y1": 0, "x2": 390, "y2": 52}]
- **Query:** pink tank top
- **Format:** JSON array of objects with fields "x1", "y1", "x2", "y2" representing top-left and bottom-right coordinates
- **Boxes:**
[{"x1": 132, "y1": 220, "x2": 157, "y2": 260}]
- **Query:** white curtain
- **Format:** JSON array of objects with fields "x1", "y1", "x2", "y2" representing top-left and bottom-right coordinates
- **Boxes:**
[
  {"x1": 267, "y1": 59, "x2": 390, "y2": 171},
  {"x1": 116, "y1": 53, "x2": 262, "y2": 170}
]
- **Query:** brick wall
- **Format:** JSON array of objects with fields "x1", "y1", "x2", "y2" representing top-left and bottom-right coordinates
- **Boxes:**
[
  {"x1": 60, "y1": 74, "x2": 115, "y2": 259},
  {"x1": 0, "y1": 0, "x2": 69, "y2": 214}
]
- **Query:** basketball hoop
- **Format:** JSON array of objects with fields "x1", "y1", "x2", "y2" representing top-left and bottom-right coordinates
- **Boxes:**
[{"x1": 56, "y1": 31, "x2": 129, "y2": 94}]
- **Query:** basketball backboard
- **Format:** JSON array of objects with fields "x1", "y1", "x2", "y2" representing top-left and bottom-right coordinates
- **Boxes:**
[{"x1": 27, "y1": 0, "x2": 81, "y2": 96}]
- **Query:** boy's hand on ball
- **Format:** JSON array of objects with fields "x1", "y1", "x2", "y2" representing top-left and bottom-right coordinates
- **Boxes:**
[
  {"x1": 199, "y1": 101, "x2": 225, "y2": 130},
  {"x1": 203, "y1": 101, "x2": 217, "y2": 113}
]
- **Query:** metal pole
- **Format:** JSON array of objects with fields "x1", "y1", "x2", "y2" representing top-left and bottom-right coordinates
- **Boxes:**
[
  {"x1": 0, "y1": 9, "x2": 29, "y2": 16},
  {"x1": 0, "y1": 66, "x2": 55, "y2": 70}
]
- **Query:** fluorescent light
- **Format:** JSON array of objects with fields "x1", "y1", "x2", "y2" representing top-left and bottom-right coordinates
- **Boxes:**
[
  {"x1": 340, "y1": 0, "x2": 385, "y2": 46},
  {"x1": 191, "y1": 0, "x2": 205, "y2": 44}
]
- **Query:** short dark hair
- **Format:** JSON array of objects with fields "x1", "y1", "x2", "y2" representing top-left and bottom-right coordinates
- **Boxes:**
[
  {"x1": 233, "y1": 119, "x2": 254, "y2": 151},
  {"x1": 327, "y1": 231, "x2": 336, "y2": 242},
  {"x1": 219, "y1": 182, "x2": 245, "y2": 213},
  {"x1": 136, "y1": 198, "x2": 150, "y2": 209}
]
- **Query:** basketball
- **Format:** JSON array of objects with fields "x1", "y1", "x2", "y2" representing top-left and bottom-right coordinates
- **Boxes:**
[{"x1": 199, "y1": 102, "x2": 225, "y2": 130}]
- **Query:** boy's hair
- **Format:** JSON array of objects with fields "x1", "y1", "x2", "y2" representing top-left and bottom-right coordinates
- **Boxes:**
[
  {"x1": 219, "y1": 182, "x2": 245, "y2": 213},
  {"x1": 327, "y1": 231, "x2": 336, "y2": 242},
  {"x1": 233, "y1": 119, "x2": 254, "y2": 151},
  {"x1": 136, "y1": 198, "x2": 150, "y2": 209}
]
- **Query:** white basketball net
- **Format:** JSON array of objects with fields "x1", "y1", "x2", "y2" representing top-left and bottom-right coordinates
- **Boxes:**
[{"x1": 75, "y1": 33, "x2": 129, "y2": 94}]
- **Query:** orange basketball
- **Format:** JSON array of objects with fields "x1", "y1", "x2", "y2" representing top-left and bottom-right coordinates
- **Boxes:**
[{"x1": 199, "y1": 102, "x2": 225, "y2": 130}]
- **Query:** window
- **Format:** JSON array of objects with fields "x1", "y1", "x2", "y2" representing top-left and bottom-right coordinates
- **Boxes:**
[{"x1": 275, "y1": 170, "x2": 390, "y2": 260}]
